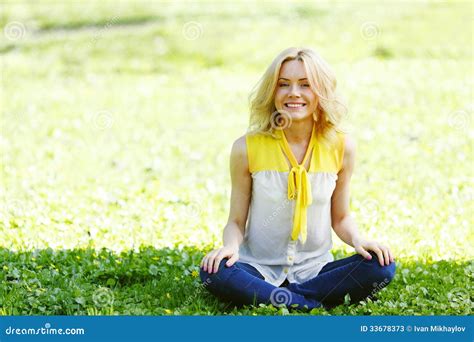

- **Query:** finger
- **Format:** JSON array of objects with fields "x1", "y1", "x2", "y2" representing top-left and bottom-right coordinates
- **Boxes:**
[
  {"x1": 200, "y1": 254, "x2": 209, "y2": 268},
  {"x1": 201, "y1": 255, "x2": 210, "y2": 270},
  {"x1": 371, "y1": 246, "x2": 384, "y2": 266},
  {"x1": 206, "y1": 251, "x2": 218, "y2": 273},
  {"x1": 226, "y1": 253, "x2": 238, "y2": 267},
  {"x1": 212, "y1": 250, "x2": 227, "y2": 274},
  {"x1": 388, "y1": 248, "x2": 394, "y2": 263},
  {"x1": 382, "y1": 247, "x2": 390, "y2": 266},
  {"x1": 355, "y1": 245, "x2": 372, "y2": 260}
]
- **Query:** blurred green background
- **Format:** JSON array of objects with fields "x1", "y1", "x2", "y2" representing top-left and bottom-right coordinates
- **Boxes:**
[{"x1": 0, "y1": 0, "x2": 472, "y2": 315}]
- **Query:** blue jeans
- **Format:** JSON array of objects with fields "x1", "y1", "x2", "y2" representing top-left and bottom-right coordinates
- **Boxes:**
[{"x1": 199, "y1": 252, "x2": 396, "y2": 311}]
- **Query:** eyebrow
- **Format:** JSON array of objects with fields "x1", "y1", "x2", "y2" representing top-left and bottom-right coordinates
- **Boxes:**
[{"x1": 278, "y1": 78, "x2": 308, "y2": 81}]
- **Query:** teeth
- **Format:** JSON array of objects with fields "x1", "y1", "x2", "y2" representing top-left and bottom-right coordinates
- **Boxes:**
[{"x1": 286, "y1": 103, "x2": 305, "y2": 108}]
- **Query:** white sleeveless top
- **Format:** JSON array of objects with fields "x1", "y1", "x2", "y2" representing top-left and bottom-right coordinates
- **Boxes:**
[{"x1": 238, "y1": 123, "x2": 345, "y2": 286}]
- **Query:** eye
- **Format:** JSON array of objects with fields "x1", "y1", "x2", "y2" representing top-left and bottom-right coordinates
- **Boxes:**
[
  {"x1": 279, "y1": 83, "x2": 289, "y2": 87},
  {"x1": 302, "y1": 84, "x2": 310, "y2": 87}
]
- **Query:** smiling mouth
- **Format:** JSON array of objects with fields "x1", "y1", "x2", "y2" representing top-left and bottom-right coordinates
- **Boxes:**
[{"x1": 285, "y1": 103, "x2": 306, "y2": 108}]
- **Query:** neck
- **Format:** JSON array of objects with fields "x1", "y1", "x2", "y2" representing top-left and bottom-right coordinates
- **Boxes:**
[{"x1": 282, "y1": 117, "x2": 314, "y2": 145}]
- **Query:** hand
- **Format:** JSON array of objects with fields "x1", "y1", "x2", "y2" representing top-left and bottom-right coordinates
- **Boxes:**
[
  {"x1": 353, "y1": 239, "x2": 394, "y2": 266},
  {"x1": 200, "y1": 245, "x2": 239, "y2": 274}
]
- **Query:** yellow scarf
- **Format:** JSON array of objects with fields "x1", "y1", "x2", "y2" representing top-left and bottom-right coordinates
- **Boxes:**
[{"x1": 277, "y1": 123, "x2": 316, "y2": 244}]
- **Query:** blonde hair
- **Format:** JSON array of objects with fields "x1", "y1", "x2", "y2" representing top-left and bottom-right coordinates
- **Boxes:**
[{"x1": 247, "y1": 47, "x2": 348, "y2": 148}]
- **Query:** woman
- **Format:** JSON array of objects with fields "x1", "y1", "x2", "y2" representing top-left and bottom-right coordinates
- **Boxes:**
[{"x1": 199, "y1": 47, "x2": 396, "y2": 311}]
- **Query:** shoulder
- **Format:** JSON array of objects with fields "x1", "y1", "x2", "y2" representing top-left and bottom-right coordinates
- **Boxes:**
[
  {"x1": 231, "y1": 134, "x2": 248, "y2": 156},
  {"x1": 235, "y1": 131, "x2": 281, "y2": 173},
  {"x1": 241, "y1": 130, "x2": 278, "y2": 153},
  {"x1": 341, "y1": 133, "x2": 356, "y2": 171},
  {"x1": 232, "y1": 131, "x2": 276, "y2": 161},
  {"x1": 245, "y1": 131, "x2": 279, "y2": 151},
  {"x1": 230, "y1": 134, "x2": 249, "y2": 169},
  {"x1": 343, "y1": 133, "x2": 356, "y2": 157}
]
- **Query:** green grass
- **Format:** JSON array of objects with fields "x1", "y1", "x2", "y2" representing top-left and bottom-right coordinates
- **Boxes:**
[
  {"x1": 1, "y1": 0, "x2": 473, "y2": 315},
  {"x1": 1, "y1": 246, "x2": 472, "y2": 315}
]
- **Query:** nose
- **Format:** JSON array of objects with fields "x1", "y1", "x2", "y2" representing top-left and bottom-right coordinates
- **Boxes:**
[{"x1": 288, "y1": 84, "x2": 301, "y2": 97}]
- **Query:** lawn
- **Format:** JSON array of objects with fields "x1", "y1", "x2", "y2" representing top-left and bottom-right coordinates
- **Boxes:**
[{"x1": 0, "y1": 0, "x2": 472, "y2": 316}]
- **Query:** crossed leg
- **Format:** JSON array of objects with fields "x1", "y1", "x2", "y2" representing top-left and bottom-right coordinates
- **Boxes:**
[
  {"x1": 199, "y1": 258, "x2": 322, "y2": 311},
  {"x1": 200, "y1": 252, "x2": 396, "y2": 310},
  {"x1": 287, "y1": 252, "x2": 396, "y2": 307}
]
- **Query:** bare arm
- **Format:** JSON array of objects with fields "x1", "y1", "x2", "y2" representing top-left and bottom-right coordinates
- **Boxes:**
[
  {"x1": 331, "y1": 134, "x2": 394, "y2": 266},
  {"x1": 223, "y1": 135, "x2": 252, "y2": 250},
  {"x1": 331, "y1": 134, "x2": 362, "y2": 247},
  {"x1": 201, "y1": 135, "x2": 252, "y2": 273}
]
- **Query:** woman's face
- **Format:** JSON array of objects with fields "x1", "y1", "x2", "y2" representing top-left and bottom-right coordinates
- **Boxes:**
[{"x1": 274, "y1": 59, "x2": 318, "y2": 123}]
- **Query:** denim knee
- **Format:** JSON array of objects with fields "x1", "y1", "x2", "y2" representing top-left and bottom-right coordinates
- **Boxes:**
[
  {"x1": 199, "y1": 258, "x2": 233, "y2": 290},
  {"x1": 364, "y1": 251, "x2": 396, "y2": 285}
]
